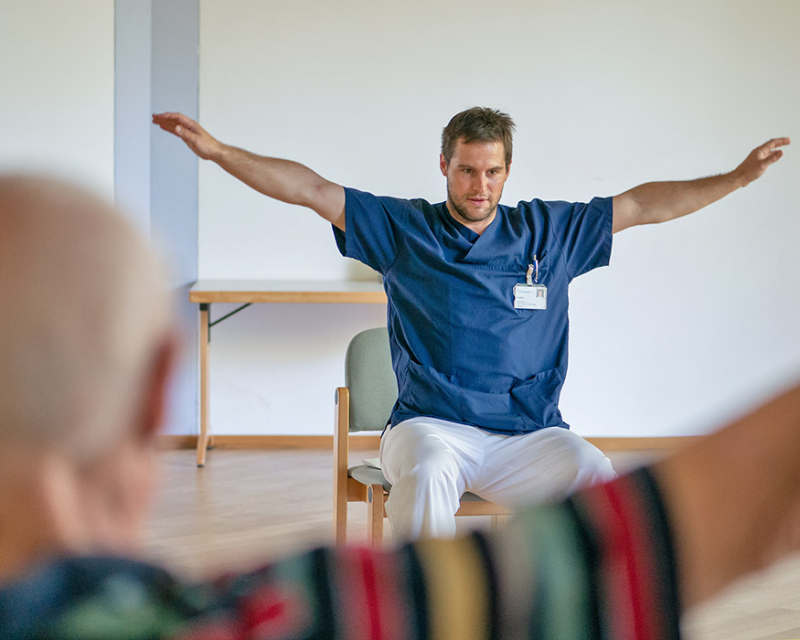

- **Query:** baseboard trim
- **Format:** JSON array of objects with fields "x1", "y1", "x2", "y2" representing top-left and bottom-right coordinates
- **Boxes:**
[{"x1": 157, "y1": 434, "x2": 698, "y2": 451}]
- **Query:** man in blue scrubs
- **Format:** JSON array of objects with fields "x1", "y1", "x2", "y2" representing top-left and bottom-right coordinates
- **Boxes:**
[{"x1": 155, "y1": 108, "x2": 789, "y2": 540}]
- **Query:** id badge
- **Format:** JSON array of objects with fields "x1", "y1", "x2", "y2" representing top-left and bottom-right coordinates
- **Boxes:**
[{"x1": 513, "y1": 283, "x2": 547, "y2": 310}]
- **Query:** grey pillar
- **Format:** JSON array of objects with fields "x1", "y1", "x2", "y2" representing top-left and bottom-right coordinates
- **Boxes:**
[{"x1": 115, "y1": 0, "x2": 199, "y2": 435}]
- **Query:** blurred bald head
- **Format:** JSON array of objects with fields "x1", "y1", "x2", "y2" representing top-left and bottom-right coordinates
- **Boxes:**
[{"x1": 0, "y1": 174, "x2": 172, "y2": 461}]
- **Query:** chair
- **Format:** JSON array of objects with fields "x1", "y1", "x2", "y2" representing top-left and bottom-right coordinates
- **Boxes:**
[{"x1": 333, "y1": 327, "x2": 510, "y2": 548}]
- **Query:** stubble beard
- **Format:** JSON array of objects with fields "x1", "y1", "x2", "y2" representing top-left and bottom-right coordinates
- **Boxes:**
[{"x1": 445, "y1": 181, "x2": 499, "y2": 225}]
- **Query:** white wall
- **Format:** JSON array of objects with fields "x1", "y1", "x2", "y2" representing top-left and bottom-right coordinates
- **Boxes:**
[
  {"x1": 198, "y1": 0, "x2": 800, "y2": 436},
  {"x1": 0, "y1": 1, "x2": 114, "y2": 196},
  {"x1": 1, "y1": 1, "x2": 795, "y2": 439}
]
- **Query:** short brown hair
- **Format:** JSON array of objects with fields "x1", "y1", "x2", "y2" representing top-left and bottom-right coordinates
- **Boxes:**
[{"x1": 441, "y1": 107, "x2": 515, "y2": 168}]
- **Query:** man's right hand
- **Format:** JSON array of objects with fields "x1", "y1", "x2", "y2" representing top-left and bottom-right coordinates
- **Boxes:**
[
  {"x1": 151, "y1": 112, "x2": 346, "y2": 229},
  {"x1": 152, "y1": 112, "x2": 224, "y2": 161}
]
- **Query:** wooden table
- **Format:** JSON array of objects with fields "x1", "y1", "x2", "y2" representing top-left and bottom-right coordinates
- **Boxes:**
[{"x1": 189, "y1": 280, "x2": 387, "y2": 466}]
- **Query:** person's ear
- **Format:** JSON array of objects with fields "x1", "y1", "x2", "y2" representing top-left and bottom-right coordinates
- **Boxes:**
[
  {"x1": 137, "y1": 331, "x2": 180, "y2": 444},
  {"x1": 440, "y1": 153, "x2": 448, "y2": 177}
]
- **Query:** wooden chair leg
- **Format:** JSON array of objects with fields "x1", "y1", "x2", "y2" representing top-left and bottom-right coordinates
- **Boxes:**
[
  {"x1": 367, "y1": 485, "x2": 385, "y2": 549},
  {"x1": 335, "y1": 501, "x2": 348, "y2": 546},
  {"x1": 333, "y1": 388, "x2": 350, "y2": 545}
]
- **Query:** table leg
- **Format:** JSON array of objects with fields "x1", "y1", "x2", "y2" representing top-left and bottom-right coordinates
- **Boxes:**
[{"x1": 197, "y1": 304, "x2": 210, "y2": 467}]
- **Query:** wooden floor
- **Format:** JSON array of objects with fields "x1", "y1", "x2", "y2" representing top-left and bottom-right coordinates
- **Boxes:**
[{"x1": 142, "y1": 448, "x2": 800, "y2": 640}]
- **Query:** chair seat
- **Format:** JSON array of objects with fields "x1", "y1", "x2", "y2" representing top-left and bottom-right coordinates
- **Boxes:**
[
  {"x1": 349, "y1": 464, "x2": 391, "y2": 491},
  {"x1": 348, "y1": 465, "x2": 488, "y2": 502}
]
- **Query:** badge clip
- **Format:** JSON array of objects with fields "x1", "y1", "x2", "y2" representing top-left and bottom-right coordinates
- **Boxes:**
[{"x1": 515, "y1": 255, "x2": 547, "y2": 310}]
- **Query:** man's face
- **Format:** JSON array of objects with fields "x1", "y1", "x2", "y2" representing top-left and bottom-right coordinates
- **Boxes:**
[{"x1": 440, "y1": 138, "x2": 510, "y2": 232}]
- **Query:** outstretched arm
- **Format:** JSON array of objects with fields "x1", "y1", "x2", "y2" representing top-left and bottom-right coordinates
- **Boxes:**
[
  {"x1": 612, "y1": 137, "x2": 790, "y2": 233},
  {"x1": 152, "y1": 112, "x2": 346, "y2": 230},
  {"x1": 653, "y1": 381, "x2": 800, "y2": 608}
]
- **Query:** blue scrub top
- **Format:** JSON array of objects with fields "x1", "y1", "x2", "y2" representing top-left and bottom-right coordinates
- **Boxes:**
[{"x1": 333, "y1": 188, "x2": 613, "y2": 435}]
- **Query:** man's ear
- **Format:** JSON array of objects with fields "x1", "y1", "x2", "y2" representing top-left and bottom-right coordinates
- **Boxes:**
[
  {"x1": 137, "y1": 331, "x2": 180, "y2": 444},
  {"x1": 440, "y1": 153, "x2": 448, "y2": 177}
]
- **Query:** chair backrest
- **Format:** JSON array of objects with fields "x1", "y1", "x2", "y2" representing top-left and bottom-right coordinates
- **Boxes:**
[{"x1": 344, "y1": 327, "x2": 398, "y2": 433}]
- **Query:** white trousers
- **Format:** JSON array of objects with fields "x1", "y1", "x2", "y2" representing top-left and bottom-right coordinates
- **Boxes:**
[{"x1": 380, "y1": 416, "x2": 616, "y2": 541}]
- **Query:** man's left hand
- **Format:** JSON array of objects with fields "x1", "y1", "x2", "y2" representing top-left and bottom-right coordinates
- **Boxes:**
[{"x1": 734, "y1": 137, "x2": 791, "y2": 187}]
